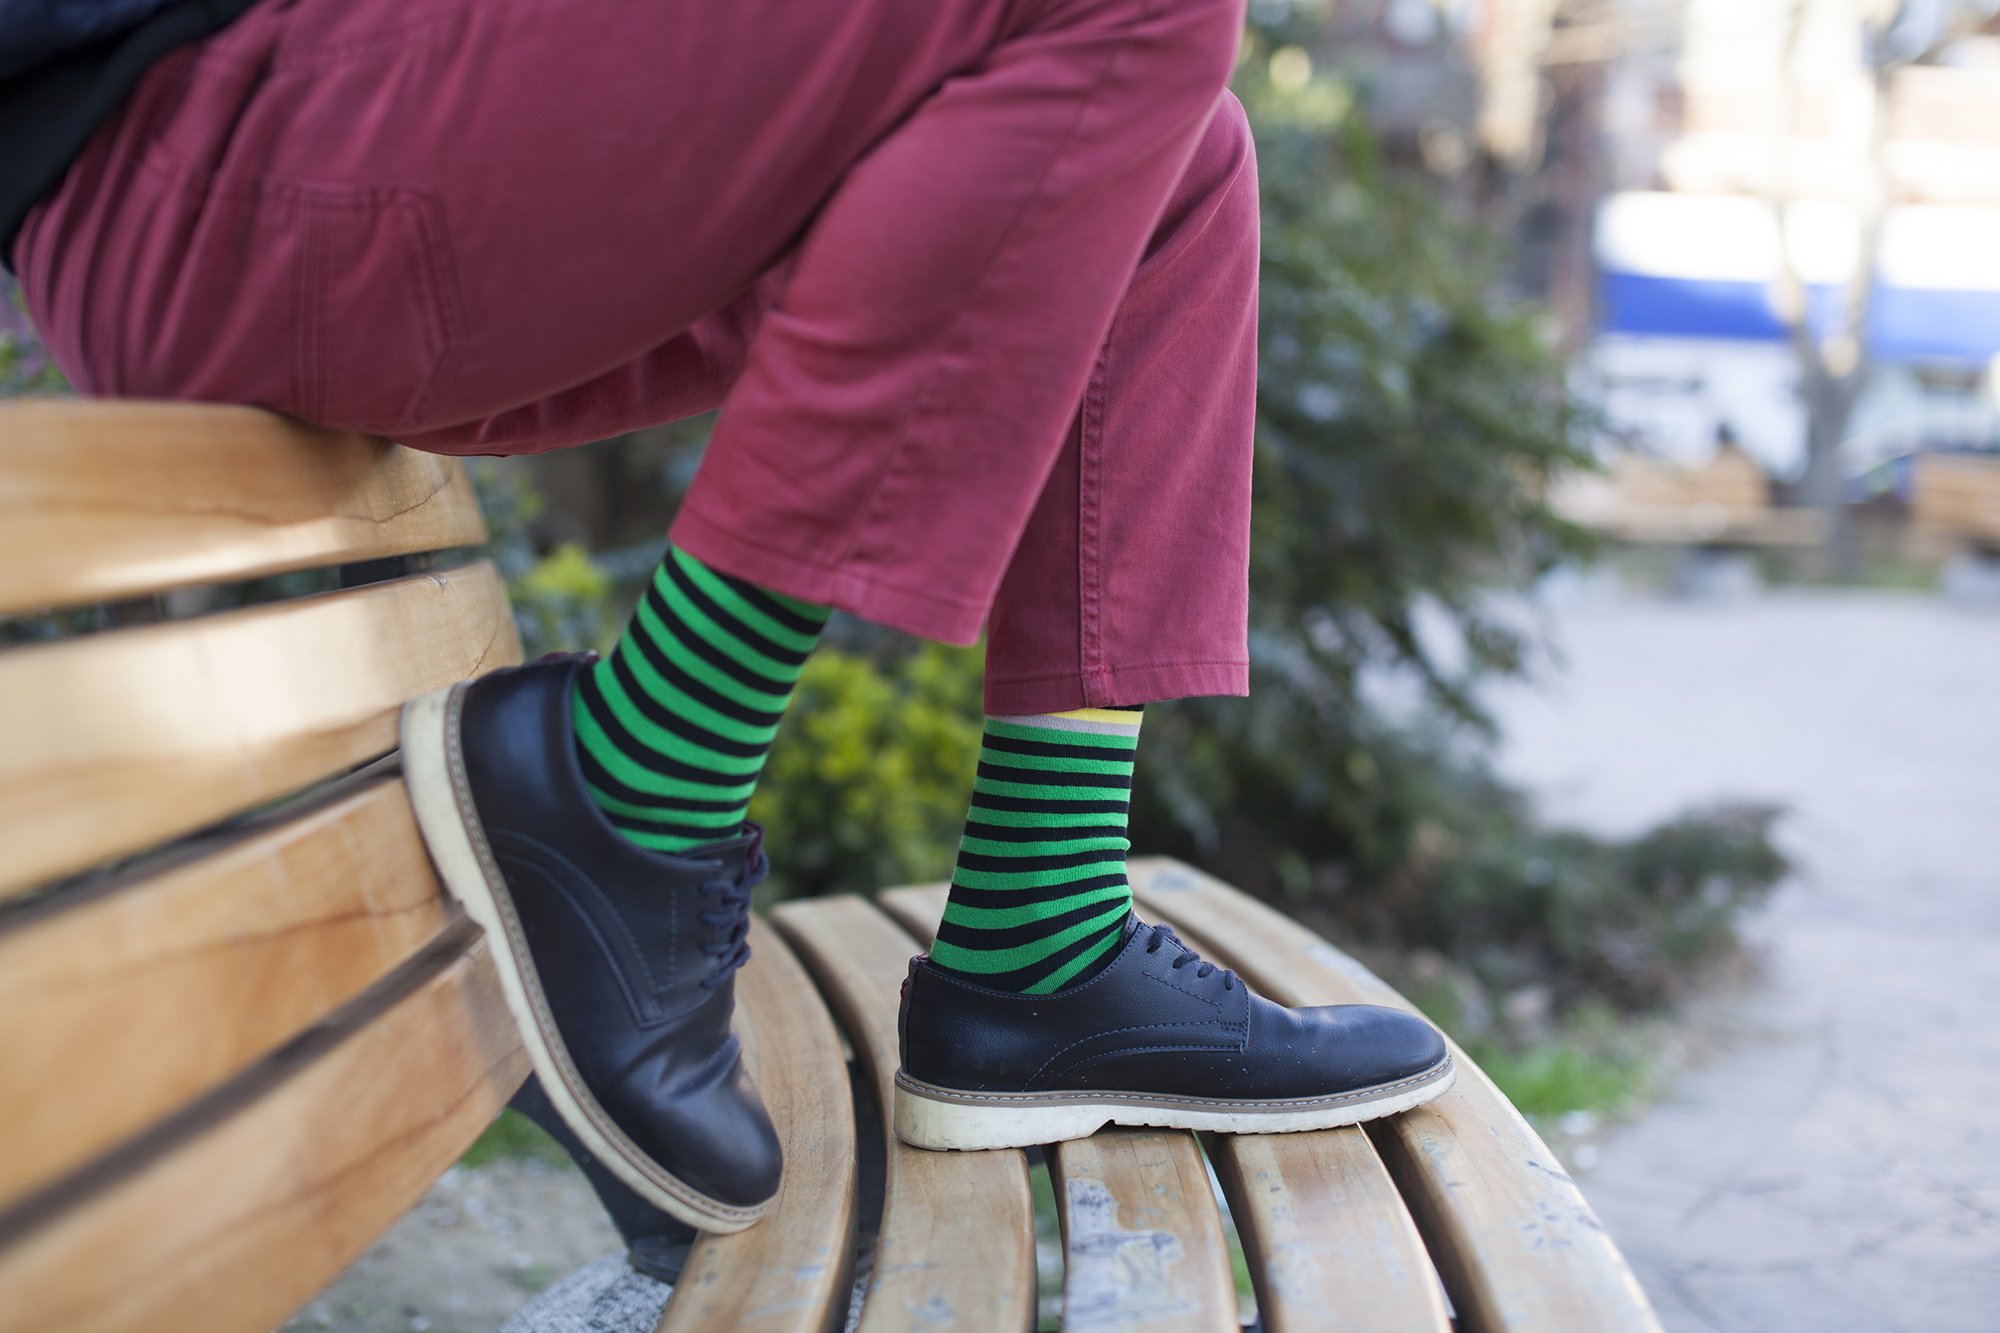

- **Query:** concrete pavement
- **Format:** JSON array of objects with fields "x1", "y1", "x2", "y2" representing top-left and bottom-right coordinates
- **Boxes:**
[{"x1": 1486, "y1": 588, "x2": 2000, "y2": 1333}]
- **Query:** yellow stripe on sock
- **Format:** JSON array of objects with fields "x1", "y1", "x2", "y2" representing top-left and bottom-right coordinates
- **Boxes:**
[{"x1": 1052, "y1": 708, "x2": 1143, "y2": 728}]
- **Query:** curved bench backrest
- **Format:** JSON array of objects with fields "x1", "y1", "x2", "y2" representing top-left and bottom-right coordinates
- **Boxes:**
[{"x1": 0, "y1": 400, "x2": 527, "y2": 1333}]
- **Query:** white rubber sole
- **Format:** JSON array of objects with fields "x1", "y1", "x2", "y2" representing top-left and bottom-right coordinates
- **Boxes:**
[
  {"x1": 892, "y1": 1056, "x2": 1456, "y2": 1152},
  {"x1": 400, "y1": 683, "x2": 769, "y2": 1234}
]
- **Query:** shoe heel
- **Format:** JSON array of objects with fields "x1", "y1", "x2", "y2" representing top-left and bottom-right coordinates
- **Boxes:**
[
  {"x1": 892, "y1": 1078, "x2": 1107, "y2": 1152},
  {"x1": 400, "y1": 682, "x2": 769, "y2": 1234},
  {"x1": 400, "y1": 684, "x2": 491, "y2": 919}
]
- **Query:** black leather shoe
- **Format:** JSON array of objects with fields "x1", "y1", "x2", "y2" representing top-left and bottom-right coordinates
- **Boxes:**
[
  {"x1": 401, "y1": 655, "x2": 781, "y2": 1232},
  {"x1": 894, "y1": 915, "x2": 1454, "y2": 1150}
]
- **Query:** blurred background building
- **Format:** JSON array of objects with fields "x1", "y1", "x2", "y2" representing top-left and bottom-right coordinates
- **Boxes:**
[{"x1": 1283, "y1": 0, "x2": 2000, "y2": 546}]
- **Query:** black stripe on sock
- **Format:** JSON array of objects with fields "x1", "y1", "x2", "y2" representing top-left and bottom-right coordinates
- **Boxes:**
[
  {"x1": 939, "y1": 872, "x2": 1132, "y2": 907},
  {"x1": 621, "y1": 623, "x2": 785, "y2": 729},
  {"x1": 979, "y1": 733, "x2": 1139, "y2": 764},
  {"x1": 711, "y1": 567, "x2": 829, "y2": 638},
  {"x1": 641, "y1": 581, "x2": 792, "y2": 696},
  {"x1": 953, "y1": 920, "x2": 1131, "y2": 993},
  {"x1": 953, "y1": 847, "x2": 1129, "y2": 875},
  {"x1": 933, "y1": 897, "x2": 1128, "y2": 954},
  {"x1": 578, "y1": 746, "x2": 751, "y2": 815},
  {"x1": 1018, "y1": 921, "x2": 1129, "y2": 992},
  {"x1": 595, "y1": 654, "x2": 765, "y2": 761},
  {"x1": 976, "y1": 761, "x2": 1133, "y2": 790},
  {"x1": 608, "y1": 810, "x2": 745, "y2": 843},
  {"x1": 661, "y1": 555, "x2": 811, "y2": 669},
  {"x1": 579, "y1": 673, "x2": 742, "y2": 786},
  {"x1": 971, "y1": 793, "x2": 1132, "y2": 816},
  {"x1": 961, "y1": 820, "x2": 1129, "y2": 844},
  {"x1": 582, "y1": 727, "x2": 754, "y2": 794}
]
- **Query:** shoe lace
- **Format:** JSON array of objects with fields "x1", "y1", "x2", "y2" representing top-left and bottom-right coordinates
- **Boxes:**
[
  {"x1": 696, "y1": 839, "x2": 769, "y2": 988},
  {"x1": 1143, "y1": 921, "x2": 1237, "y2": 991}
]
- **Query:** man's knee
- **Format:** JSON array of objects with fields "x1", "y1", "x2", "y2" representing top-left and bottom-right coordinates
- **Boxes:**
[
  {"x1": 1205, "y1": 89, "x2": 1254, "y2": 174},
  {"x1": 1176, "y1": 89, "x2": 1258, "y2": 222}
]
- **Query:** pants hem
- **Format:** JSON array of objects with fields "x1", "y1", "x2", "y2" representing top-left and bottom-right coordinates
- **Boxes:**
[
  {"x1": 982, "y1": 659, "x2": 1248, "y2": 714},
  {"x1": 670, "y1": 504, "x2": 988, "y2": 645}
]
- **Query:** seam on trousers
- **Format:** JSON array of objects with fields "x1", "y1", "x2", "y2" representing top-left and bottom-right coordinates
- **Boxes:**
[
  {"x1": 294, "y1": 194, "x2": 320, "y2": 423},
  {"x1": 988, "y1": 657, "x2": 1250, "y2": 686},
  {"x1": 833, "y1": 3, "x2": 1147, "y2": 600},
  {"x1": 1078, "y1": 337, "x2": 1111, "y2": 705}
]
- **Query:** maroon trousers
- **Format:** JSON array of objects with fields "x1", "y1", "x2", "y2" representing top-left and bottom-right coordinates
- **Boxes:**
[{"x1": 17, "y1": 0, "x2": 1258, "y2": 714}]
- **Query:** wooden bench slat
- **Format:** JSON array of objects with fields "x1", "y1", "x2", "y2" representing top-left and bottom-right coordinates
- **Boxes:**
[
  {"x1": 1912, "y1": 452, "x2": 2000, "y2": 544},
  {"x1": 1211, "y1": 1132, "x2": 1451, "y2": 1333},
  {"x1": 0, "y1": 561, "x2": 520, "y2": 902},
  {"x1": 1048, "y1": 1129, "x2": 1236, "y2": 1333},
  {"x1": 0, "y1": 401, "x2": 487, "y2": 616},
  {"x1": 0, "y1": 934, "x2": 528, "y2": 1333},
  {"x1": 876, "y1": 886, "x2": 1239, "y2": 1333},
  {"x1": 660, "y1": 919, "x2": 859, "y2": 1333},
  {"x1": 771, "y1": 896, "x2": 1037, "y2": 1333},
  {"x1": 0, "y1": 775, "x2": 453, "y2": 1212},
  {"x1": 878, "y1": 884, "x2": 1448, "y2": 1333},
  {"x1": 1128, "y1": 858, "x2": 1662, "y2": 1333}
]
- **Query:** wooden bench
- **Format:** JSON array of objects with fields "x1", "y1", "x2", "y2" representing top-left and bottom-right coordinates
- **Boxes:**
[
  {"x1": 1909, "y1": 451, "x2": 2000, "y2": 555},
  {"x1": 1553, "y1": 449, "x2": 1825, "y2": 548},
  {"x1": 0, "y1": 400, "x2": 1661, "y2": 1332}
]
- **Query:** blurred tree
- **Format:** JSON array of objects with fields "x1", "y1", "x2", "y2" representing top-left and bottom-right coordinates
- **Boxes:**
[{"x1": 1769, "y1": 0, "x2": 2000, "y2": 574}]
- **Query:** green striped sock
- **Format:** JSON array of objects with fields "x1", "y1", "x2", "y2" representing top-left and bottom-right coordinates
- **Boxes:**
[
  {"x1": 928, "y1": 708, "x2": 1141, "y2": 994},
  {"x1": 571, "y1": 545, "x2": 828, "y2": 853}
]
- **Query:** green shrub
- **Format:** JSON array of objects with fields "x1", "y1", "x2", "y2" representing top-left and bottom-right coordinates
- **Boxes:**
[
  {"x1": 2, "y1": 280, "x2": 69, "y2": 396},
  {"x1": 751, "y1": 642, "x2": 985, "y2": 899}
]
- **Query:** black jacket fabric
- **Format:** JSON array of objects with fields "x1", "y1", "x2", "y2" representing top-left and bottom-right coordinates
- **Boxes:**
[
  {"x1": 1, "y1": 0, "x2": 260, "y2": 269},
  {"x1": 1, "y1": 0, "x2": 186, "y2": 79}
]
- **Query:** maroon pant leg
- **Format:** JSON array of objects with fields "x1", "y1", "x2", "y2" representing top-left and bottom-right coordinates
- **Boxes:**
[
  {"x1": 16, "y1": 0, "x2": 1253, "y2": 702},
  {"x1": 983, "y1": 93, "x2": 1257, "y2": 713}
]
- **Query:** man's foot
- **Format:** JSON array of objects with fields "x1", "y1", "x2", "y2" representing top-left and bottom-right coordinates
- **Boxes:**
[
  {"x1": 401, "y1": 655, "x2": 781, "y2": 1233},
  {"x1": 894, "y1": 915, "x2": 1454, "y2": 1151}
]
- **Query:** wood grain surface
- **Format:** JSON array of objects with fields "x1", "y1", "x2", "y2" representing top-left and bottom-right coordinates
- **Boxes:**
[
  {"x1": 0, "y1": 400, "x2": 486, "y2": 615},
  {"x1": 1912, "y1": 451, "x2": 2000, "y2": 543},
  {"x1": 1049, "y1": 1129, "x2": 1238, "y2": 1333},
  {"x1": 0, "y1": 561, "x2": 520, "y2": 901},
  {"x1": 0, "y1": 936, "x2": 528, "y2": 1333},
  {"x1": 0, "y1": 775, "x2": 455, "y2": 1212},
  {"x1": 1209, "y1": 1131, "x2": 1451, "y2": 1333},
  {"x1": 771, "y1": 896, "x2": 1037, "y2": 1333}
]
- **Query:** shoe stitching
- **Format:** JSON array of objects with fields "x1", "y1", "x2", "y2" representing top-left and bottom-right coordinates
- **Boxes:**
[
  {"x1": 1047, "y1": 1042, "x2": 1280, "y2": 1086},
  {"x1": 486, "y1": 836, "x2": 655, "y2": 1023},
  {"x1": 486, "y1": 827, "x2": 666, "y2": 1004},
  {"x1": 1142, "y1": 963, "x2": 1226, "y2": 1008},
  {"x1": 905, "y1": 1057, "x2": 1453, "y2": 1111},
  {"x1": 1026, "y1": 1020, "x2": 1236, "y2": 1087}
]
